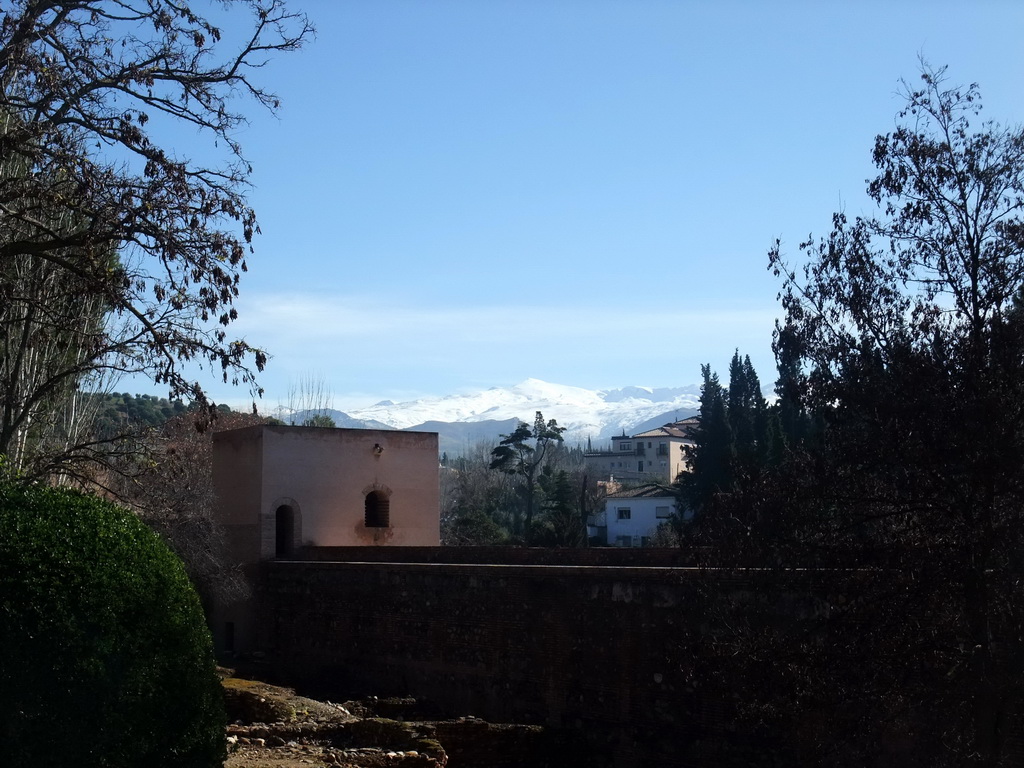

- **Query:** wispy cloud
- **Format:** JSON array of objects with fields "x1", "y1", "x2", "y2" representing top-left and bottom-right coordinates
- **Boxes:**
[
  {"x1": 222, "y1": 291, "x2": 782, "y2": 406},
  {"x1": 235, "y1": 292, "x2": 779, "y2": 346}
]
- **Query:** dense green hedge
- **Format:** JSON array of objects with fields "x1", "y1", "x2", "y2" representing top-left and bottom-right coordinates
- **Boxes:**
[{"x1": 0, "y1": 482, "x2": 225, "y2": 767}]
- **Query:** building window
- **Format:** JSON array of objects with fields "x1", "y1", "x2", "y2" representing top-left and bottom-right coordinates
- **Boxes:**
[
  {"x1": 617, "y1": 507, "x2": 631, "y2": 520},
  {"x1": 656, "y1": 506, "x2": 671, "y2": 518},
  {"x1": 619, "y1": 442, "x2": 632, "y2": 451},
  {"x1": 364, "y1": 490, "x2": 391, "y2": 528},
  {"x1": 616, "y1": 535, "x2": 632, "y2": 547},
  {"x1": 637, "y1": 461, "x2": 644, "y2": 472}
]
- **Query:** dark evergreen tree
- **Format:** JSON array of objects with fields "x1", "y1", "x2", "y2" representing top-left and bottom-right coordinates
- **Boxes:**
[
  {"x1": 704, "y1": 65, "x2": 1024, "y2": 766},
  {"x1": 744, "y1": 355, "x2": 782, "y2": 469},
  {"x1": 727, "y1": 350, "x2": 756, "y2": 466},
  {"x1": 773, "y1": 322, "x2": 812, "y2": 447},
  {"x1": 489, "y1": 411, "x2": 565, "y2": 545},
  {"x1": 677, "y1": 365, "x2": 733, "y2": 523},
  {"x1": 726, "y1": 350, "x2": 775, "y2": 478}
]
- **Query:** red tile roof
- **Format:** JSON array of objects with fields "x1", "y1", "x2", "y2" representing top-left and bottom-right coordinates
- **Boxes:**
[{"x1": 606, "y1": 483, "x2": 676, "y2": 499}]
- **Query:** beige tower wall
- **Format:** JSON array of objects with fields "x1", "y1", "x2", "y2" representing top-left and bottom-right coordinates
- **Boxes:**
[
  {"x1": 211, "y1": 424, "x2": 440, "y2": 564},
  {"x1": 209, "y1": 424, "x2": 439, "y2": 656},
  {"x1": 258, "y1": 426, "x2": 440, "y2": 551},
  {"x1": 212, "y1": 425, "x2": 266, "y2": 566}
]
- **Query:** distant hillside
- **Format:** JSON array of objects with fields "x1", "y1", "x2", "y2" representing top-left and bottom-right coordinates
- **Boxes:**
[
  {"x1": 78, "y1": 391, "x2": 255, "y2": 438},
  {"x1": 408, "y1": 418, "x2": 522, "y2": 457},
  {"x1": 277, "y1": 411, "x2": 523, "y2": 455},
  {"x1": 285, "y1": 408, "x2": 394, "y2": 431},
  {"x1": 89, "y1": 392, "x2": 190, "y2": 436}
]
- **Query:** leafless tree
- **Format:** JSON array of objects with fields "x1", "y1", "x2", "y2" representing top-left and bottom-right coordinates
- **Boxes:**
[
  {"x1": 282, "y1": 372, "x2": 336, "y2": 427},
  {"x1": 108, "y1": 409, "x2": 268, "y2": 606},
  {"x1": 441, "y1": 441, "x2": 517, "y2": 545},
  {"x1": 0, "y1": 0, "x2": 313, "y2": 477}
]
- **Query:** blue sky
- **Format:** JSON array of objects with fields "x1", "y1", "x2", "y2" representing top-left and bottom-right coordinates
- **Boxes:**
[{"x1": 176, "y1": 1, "x2": 1024, "y2": 411}]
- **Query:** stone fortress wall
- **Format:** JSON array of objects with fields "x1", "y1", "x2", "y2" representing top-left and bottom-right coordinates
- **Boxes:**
[
  {"x1": 210, "y1": 427, "x2": 825, "y2": 766},
  {"x1": 252, "y1": 548, "x2": 781, "y2": 768},
  {"x1": 211, "y1": 428, "x2": 1024, "y2": 767}
]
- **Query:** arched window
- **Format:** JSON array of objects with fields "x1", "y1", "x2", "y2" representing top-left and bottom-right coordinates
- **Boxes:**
[
  {"x1": 275, "y1": 504, "x2": 295, "y2": 557},
  {"x1": 364, "y1": 490, "x2": 390, "y2": 528}
]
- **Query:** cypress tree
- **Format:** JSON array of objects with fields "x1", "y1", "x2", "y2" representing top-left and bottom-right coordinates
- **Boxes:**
[
  {"x1": 728, "y1": 351, "x2": 755, "y2": 466},
  {"x1": 678, "y1": 365, "x2": 734, "y2": 520},
  {"x1": 774, "y1": 322, "x2": 809, "y2": 446}
]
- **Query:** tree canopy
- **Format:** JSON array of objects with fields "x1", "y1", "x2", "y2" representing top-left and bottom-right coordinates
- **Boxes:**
[
  {"x1": 676, "y1": 354, "x2": 781, "y2": 536},
  {"x1": 0, "y1": 0, "x2": 312, "y2": 476},
  {"x1": 692, "y1": 65, "x2": 1024, "y2": 765},
  {"x1": 489, "y1": 411, "x2": 566, "y2": 544}
]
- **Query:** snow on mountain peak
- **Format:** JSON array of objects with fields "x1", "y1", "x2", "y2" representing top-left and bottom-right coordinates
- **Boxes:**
[{"x1": 345, "y1": 379, "x2": 700, "y2": 442}]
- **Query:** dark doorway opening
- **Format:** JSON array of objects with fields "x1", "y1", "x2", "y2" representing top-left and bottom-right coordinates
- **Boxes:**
[{"x1": 276, "y1": 505, "x2": 295, "y2": 557}]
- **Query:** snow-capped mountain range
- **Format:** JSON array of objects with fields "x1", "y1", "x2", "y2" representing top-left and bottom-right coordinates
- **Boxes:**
[{"x1": 293, "y1": 379, "x2": 701, "y2": 453}]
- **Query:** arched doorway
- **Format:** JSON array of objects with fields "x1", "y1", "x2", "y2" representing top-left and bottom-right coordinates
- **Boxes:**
[
  {"x1": 364, "y1": 490, "x2": 390, "y2": 528},
  {"x1": 275, "y1": 504, "x2": 296, "y2": 557}
]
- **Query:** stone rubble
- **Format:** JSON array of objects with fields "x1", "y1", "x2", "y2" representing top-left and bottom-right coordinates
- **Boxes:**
[{"x1": 222, "y1": 672, "x2": 570, "y2": 768}]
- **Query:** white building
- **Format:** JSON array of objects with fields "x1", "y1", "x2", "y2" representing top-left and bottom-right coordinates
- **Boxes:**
[
  {"x1": 589, "y1": 483, "x2": 687, "y2": 547},
  {"x1": 584, "y1": 418, "x2": 697, "y2": 484}
]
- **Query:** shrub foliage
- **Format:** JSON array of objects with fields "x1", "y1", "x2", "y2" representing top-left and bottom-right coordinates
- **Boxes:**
[{"x1": 0, "y1": 482, "x2": 225, "y2": 767}]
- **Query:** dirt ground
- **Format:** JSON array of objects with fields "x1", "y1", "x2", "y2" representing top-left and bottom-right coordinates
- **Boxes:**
[{"x1": 221, "y1": 674, "x2": 448, "y2": 768}]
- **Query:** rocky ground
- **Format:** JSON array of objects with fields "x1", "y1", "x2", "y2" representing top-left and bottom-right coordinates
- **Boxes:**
[
  {"x1": 221, "y1": 672, "x2": 563, "y2": 768},
  {"x1": 222, "y1": 674, "x2": 445, "y2": 768}
]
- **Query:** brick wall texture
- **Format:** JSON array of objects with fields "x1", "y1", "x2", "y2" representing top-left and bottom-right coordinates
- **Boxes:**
[
  {"x1": 256, "y1": 554, "x2": 779, "y2": 768},
  {"x1": 254, "y1": 549, "x2": 1024, "y2": 767}
]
